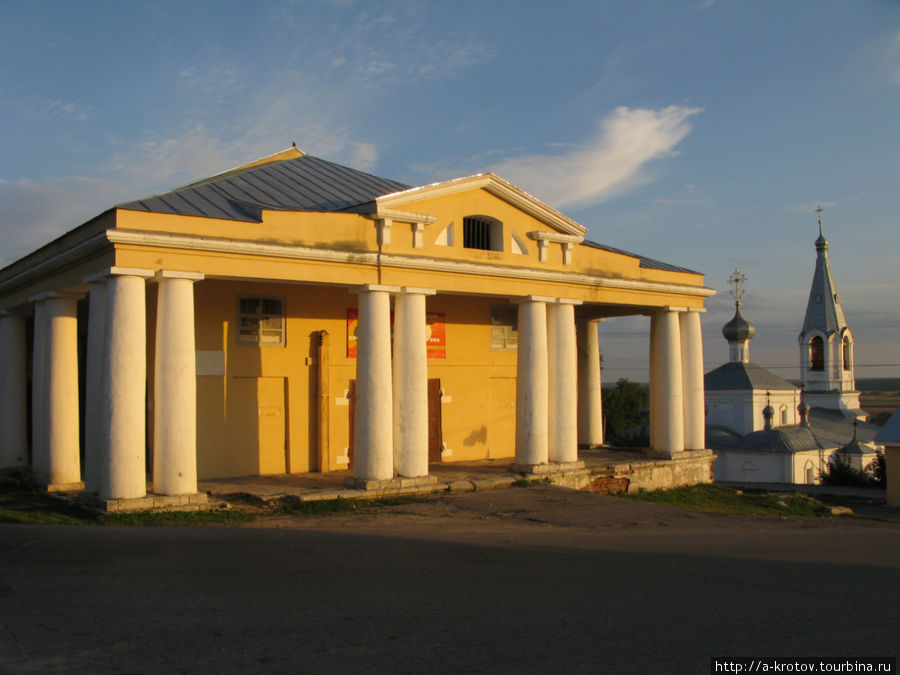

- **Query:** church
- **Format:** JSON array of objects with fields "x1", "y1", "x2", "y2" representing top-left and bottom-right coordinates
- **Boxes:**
[
  {"x1": 0, "y1": 146, "x2": 714, "y2": 507},
  {"x1": 706, "y1": 212, "x2": 881, "y2": 484}
]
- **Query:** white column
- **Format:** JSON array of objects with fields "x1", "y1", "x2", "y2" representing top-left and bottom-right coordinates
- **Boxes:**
[
  {"x1": 0, "y1": 313, "x2": 28, "y2": 468},
  {"x1": 31, "y1": 300, "x2": 48, "y2": 481},
  {"x1": 99, "y1": 270, "x2": 152, "y2": 500},
  {"x1": 680, "y1": 309, "x2": 706, "y2": 451},
  {"x1": 43, "y1": 294, "x2": 82, "y2": 487},
  {"x1": 154, "y1": 271, "x2": 203, "y2": 496},
  {"x1": 354, "y1": 285, "x2": 398, "y2": 481},
  {"x1": 515, "y1": 296, "x2": 552, "y2": 467},
  {"x1": 577, "y1": 318, "x2": 604, "y2": 448},
  {"x1": 649, "y1": 308, "x2": 685, "y2": 456},
  {"x1": 82, "y1": 280, "x2": 107, "y2": 493},
  {"x1": 393, "y1": 287, "x2": 435, "y2": 478},
  {"x1": 548, "y1": 300, "x2": 581, "y2": 463}
]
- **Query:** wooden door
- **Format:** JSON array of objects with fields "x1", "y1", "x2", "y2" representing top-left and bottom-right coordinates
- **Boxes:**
[
  {"x1": 347, "y1": 379, "x2": 355, "y2": 470},
  {"x1": 348, "y1": 378, "x2": 442, "y2": 465},
  {"x1": 428, "y1": 378, "x2": 443, "y2": 463}
]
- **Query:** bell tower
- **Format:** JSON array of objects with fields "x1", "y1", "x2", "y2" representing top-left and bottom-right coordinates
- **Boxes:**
[{"x1": 798, "y1": 207, "x2": 861, "y2": 414}]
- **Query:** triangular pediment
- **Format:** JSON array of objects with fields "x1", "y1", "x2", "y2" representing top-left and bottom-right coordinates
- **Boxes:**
[{"x1": 375, "y1": 173, "x2": 587, "y2": 238}]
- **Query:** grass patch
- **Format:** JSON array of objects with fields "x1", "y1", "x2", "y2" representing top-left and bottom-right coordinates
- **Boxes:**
[
  {"x1": 98, "y1": 509, "x2": 256, "y2": 526},
  {"x1": 279, "y1": 495, "x2": 420, "y2": 515},
  {"x1": 619, "y1": 484, "x2": 835, "y2": 517},
  {"x1": 0, "y1": 480, "x2": 255, "y2": 526},
  {"x1": 512, "y1": 477, "x2": 552, "y2": 488}
]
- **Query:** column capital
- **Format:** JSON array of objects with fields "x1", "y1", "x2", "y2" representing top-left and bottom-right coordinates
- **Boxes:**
[
  {"x1": 399, "y1": 287, "x2": 436, "y2": 296},
  {"x1": 83, "y1": 267, "x2": 155, "y2": 284},
  {"x1": 556, "y1": 298, "x2": 583, "y2": 306},
  {"x1": 659, "y1": 305, "x2": 689, "y2": 313},
  {"x1": 687, "y1": 307, "x2": 707, "y2": 313},
  {"x1": 352, "y1": 284, "x2": 401, "y2": 294},
  {"x1": 154, "y1": 270, "x2": 204, "y2": 282},
  {"x1": 514, "y1": 295, "x2": 555, "y2": 304}
]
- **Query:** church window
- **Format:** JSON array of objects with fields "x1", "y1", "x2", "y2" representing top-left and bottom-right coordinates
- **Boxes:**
[
  {"x1": 237, "y1": 296, "x2": 285, "y2": 346},
  {"x1": 490, "y1": 306, "x2": 518, "y2": 350},
  {"x1": 809, "y1": 336, "x2": 824, "y2": 371},
  {"x1": 463, "y1": 215, "x2": 503, "y2": 252},
  {"x1": 780, "y1": 406, "x2": 788, "y2": 425},
  {"x1": 842, "y1": 336, "x2": 851, "y2": 371}
]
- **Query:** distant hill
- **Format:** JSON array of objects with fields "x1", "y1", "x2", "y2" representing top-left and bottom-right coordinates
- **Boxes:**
[
  {"x1": 856, "y1": 378, "x2": 900, "y2": 392},
  {"x1": 785, "y1": 378, "x2": 900, "y2": 392}
]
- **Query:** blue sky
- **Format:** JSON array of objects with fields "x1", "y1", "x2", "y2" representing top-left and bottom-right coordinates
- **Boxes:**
[{"x1": 2, "y1": 0, "x2": 898, "y2": 380}]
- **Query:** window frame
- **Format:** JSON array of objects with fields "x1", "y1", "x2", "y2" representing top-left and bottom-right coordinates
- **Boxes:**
[
  {"x1": 809, "y1": 336, "x2": 824, "y2": 371},
  {"x1": 463, "y1": 215, "x2": 503, "y2": 252},
  {"x1": 236, "y1": 295, "x2": 286, "y2": 347},
  {"x1": 489, "y1": 305, "x2": 518, "y2": 351}
]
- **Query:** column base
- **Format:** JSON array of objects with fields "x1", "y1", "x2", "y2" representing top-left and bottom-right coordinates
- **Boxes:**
[
  {"x1": 510, "y1": 460, "x2": 585, "y2": 475},
  {"x1": 45, "y1": 481, "x2": 85, "y2": 493},
  {"x1": 344, "y1": 475, "x2": 438, "y2": 492},
  {"x1": 79, "y1": 491, "x2": 208, "y2": 513}
]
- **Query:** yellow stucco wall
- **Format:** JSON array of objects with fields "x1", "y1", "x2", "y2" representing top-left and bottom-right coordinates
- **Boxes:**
[{"x1": 176, "y1": 280, "x2": 533, "y2": 478}]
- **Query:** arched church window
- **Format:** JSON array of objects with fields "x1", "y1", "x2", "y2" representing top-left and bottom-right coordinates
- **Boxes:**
[
  {"x1": 842, "y1": 336, "x2": 851, "y2": 371},
  {"x1": 780, "y1": 406, "x2": 788, "y2": 425},
  {"x1": 809, "y1": 336, "x2": 824, "y2": 371}
]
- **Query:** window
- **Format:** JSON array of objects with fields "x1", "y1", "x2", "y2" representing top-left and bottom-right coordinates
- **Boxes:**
[
  {"x1": 842, "y1": 336, "x2": 851, "y2": 371},
  {"x1": 780, "y1": 406, "x2": 788, "y2": 425},
  {"x1": 809, "y1": 336, "x2": 824, "y2": 371},
  {"x1": 463, "y1": 215, "x2": 502, "y2": 251},
  {"x1": 238, "y1": 297, "x2": 285, "y2": 346},
  {"x1": 490, "y1": 306, "x2": 517, "y2": 350}
]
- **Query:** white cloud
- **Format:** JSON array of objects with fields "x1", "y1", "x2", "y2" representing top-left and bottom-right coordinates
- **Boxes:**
[
  {"x1": 349, "y1": 142, "x2": 378, "y2": 172},
  {"x1": 0, "y1": 175, "x2": 131, "y2": 266},
  {"x1": 490, "y1": 106, "x2": 703, "y2": 210}
]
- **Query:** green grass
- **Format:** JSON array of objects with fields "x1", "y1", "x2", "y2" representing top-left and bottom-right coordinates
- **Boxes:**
[
  {"x1": 0, "y1": 476, "x2": 424, "y2": 526},
  {"x1": 619, "y1": 484, "x2": 836, "y2": 517},
  {"x1": 279, "y1": 495, "x2": 420, "y2": 515}
]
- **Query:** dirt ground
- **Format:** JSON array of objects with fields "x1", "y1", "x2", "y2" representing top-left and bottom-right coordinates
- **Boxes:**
[{"x1": 3, "y1": 483, "x2": 898, "y2": 674}]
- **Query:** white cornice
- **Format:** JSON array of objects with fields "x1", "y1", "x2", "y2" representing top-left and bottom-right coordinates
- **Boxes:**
[
  {"x1": 373, "y1": 208, "x2": 438, "y2": 224},
  {"x1": 105, "y1": 229, "x2": 714, "y2": 299},
  {"x1": 526, "y1": 230, "x2": 584, "y2": 244},
  {"x1": 375, "y1": 173, "x2": 588, "y2": 237}
]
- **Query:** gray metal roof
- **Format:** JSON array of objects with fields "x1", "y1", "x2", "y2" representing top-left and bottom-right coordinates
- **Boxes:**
[
  {"x1": 117, "y1": 154, "x2": 410, "y2": 222},
  {"x1": 582, "y1": 240, "x2": 698, "y2": 274},
  {"x1": 704, "y1": 361, "x2": 799, "y2": 392},
  {"x1": 799, "y1": 232, "x2": 849, "y2": 338},
  {"x1": 706, "y1": 407, "x2": 882, "y2": 454},
  {"x1": 114, "y1": 151, "x2": 700, "y2": 278}
]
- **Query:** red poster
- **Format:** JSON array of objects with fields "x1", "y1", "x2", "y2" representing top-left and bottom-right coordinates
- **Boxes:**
[{"x1": 346, "y1": 309, "x2": 446, "y2": 359}]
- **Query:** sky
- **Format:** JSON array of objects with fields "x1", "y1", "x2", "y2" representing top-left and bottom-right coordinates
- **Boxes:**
[{"x1": 1, "y1": 0, "x2": 898, "y2": 381}]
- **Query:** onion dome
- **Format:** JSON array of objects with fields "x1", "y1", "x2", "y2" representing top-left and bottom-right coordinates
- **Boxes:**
[
  {"x1": 797, "y1": 400, "x2": 810, "y2": 427},
  {"x1": 722, "y1": 304, "x2": 755, "y2": 342}
]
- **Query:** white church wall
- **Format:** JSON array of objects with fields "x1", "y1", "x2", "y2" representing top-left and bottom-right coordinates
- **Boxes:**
[{"x1": 714, "y1": 450, "x2": 789, "y2": 483}]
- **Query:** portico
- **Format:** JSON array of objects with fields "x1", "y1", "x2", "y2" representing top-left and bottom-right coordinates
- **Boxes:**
[{"x1": 0, "y1": 147, "x2": 715, "y2": 503}]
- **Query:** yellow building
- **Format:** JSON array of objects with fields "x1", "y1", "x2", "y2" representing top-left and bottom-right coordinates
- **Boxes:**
[{"x1": 0, "y1": 147, "x2": 713, "y2": 501}]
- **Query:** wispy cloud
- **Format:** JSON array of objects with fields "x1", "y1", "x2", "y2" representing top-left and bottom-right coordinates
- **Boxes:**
[
  {"x1": 490, "y1": 106, "x2": 703, "y2": 209},
  {"x1": 0, "y1": 175, "x2": 131, "y2": 266},
  {"x1": 20, "y1": 98, "x2": 93, "y2": 122}
]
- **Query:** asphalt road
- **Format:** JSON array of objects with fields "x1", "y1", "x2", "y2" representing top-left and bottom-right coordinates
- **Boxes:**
[{"x1": 1, "y1": 485, "x2": 898, "y2": 674}]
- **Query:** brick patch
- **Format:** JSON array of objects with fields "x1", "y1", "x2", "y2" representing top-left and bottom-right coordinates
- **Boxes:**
[{"x1": 582, "y1": 475, "x2": 630, "y2": 495}]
